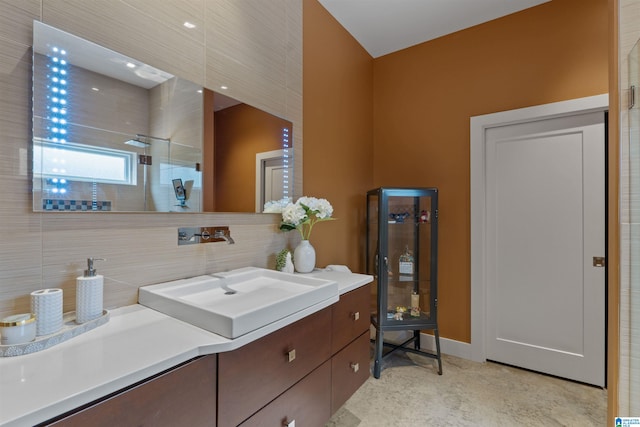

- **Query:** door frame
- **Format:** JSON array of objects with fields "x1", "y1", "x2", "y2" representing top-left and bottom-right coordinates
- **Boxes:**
[
  {"x1": 255, "y1": 149, "x2": 285, "y2": 212},
  {"x1": 469, "y1": 94, "x2": 609, "y2": 363}
]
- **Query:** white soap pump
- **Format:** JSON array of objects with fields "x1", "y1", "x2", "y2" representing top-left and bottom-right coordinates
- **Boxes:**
[{"x1": 76, "y1": 258, "x2": 105, "y2": 324}]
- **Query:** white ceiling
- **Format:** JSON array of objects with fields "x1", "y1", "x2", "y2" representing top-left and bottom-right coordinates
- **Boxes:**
[{"x1": 318, "y1": 0, "x2": 551, "y2": 58}]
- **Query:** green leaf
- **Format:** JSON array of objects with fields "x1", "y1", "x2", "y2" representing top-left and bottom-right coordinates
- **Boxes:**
[{"x1": 280, "y1": 223, "x2": 297, "y2": 232}]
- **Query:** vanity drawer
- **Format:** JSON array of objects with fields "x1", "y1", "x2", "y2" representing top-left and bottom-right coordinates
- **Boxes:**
[
  {"x1": 240, "y1": 360, "x2": 331, "y2": 427},
  {"x1": 218, "y1": 307, "x2": 332, "y2": 427},
  {"x1": 331, "y1": 330, "x2": 371, "y2": 414},
  {"x1": 45, "y1": 355, "x2": 217, "y2": 427},
  {"x1": 331, "y1": 283, "x2": 371, "y2": 354}
]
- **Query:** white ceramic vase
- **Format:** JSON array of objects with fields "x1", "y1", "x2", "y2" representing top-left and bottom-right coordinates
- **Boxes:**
[{"x1": 294, "y1": 240, "x2": 316, "y2": 273}]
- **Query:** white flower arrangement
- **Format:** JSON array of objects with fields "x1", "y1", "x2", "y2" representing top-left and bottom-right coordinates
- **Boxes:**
[
  {"x1": 263, "y1": 197, "x2": 292, "y2": 213},
  {"x1": 264, "y1": 196, "x2": 335, "y2": 240}
]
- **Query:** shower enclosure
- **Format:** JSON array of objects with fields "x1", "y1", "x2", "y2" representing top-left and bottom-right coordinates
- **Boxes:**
[{"x1": 123, "y1": 134, "x2": 201, "y2": 212}]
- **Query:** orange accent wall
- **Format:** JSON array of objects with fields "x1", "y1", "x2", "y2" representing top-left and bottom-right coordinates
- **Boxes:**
[
  {"x1": 372, "y1": 0, "x2": 608, "y2": 343},
  {"x1": 303, "y1": 0, "x2": 374, "y2": 272},
  {"x1": 214, "y1": 103, "x2": 291, "y2": 213},
  {"x1": 304, "y1": 0, "x2": 608, "y2": 343}
]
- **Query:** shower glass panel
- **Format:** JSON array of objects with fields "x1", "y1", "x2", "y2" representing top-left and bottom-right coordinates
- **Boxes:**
[{"x1": 626, "y1": 39, "x2": 640, "y2": 415}]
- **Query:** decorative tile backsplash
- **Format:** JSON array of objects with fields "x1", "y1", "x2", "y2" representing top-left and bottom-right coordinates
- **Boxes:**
[{"x1": 42, "y1": 199, "x2": 112, "y2": 211}]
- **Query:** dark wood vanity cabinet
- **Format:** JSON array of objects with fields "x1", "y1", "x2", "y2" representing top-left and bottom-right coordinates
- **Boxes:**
[
  {"x1": 40, "y1": 283, "x2": 372, "y2": 427},
  {"x1": 330, "y1": 283, "x2": 371, "y2": 413},
  {"x1": 331, "y1": 282, "x2": 371, "y2": 354},
  {"x1": 44, "y1": 354, "x2": 217, "y2": 427},
  {"x1": 219, "y1": 283, "x2": 372, "y2": 426},
  {"x1": 239, "y1": 360, "x2": 332, "y2": 427},
  {"x1": 217, "y1": 307, "x2": 332, "y2": 427},
  {"x1": 331, "y1": 331, "x2": 370, "y2": 413}
]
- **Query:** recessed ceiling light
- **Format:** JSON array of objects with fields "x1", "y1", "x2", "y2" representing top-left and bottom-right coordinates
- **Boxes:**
[
  {"x1": 126, "y1": 62, "x2": 136, "y2": 68},
  {"x1": 220, "y1": 85, "x2": 228, "y2": 90},
  {"x1": 183, "y1": 21, "x2": 196, "y2": 29},
  {"x1": 197, "y1": 89, "x2": 203, "y2": 93},
  {"x1": 92, "y1": 87, "x2": 100, "y2": 91}
]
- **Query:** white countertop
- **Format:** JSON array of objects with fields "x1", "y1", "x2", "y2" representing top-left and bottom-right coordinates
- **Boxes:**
[{"x1": 0, "y1": 271, "x2": 372, "y2": 427}]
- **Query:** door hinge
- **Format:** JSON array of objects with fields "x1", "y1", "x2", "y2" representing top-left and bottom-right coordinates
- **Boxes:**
[{"x1": 592, "y1": 256, "x2": 606, "y2": 267}]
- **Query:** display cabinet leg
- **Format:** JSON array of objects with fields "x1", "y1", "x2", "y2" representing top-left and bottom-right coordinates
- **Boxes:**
[
  {"x1": 373, "y1": 328, "x2": 383, "y2": 379},
  {"x1": 434, "y1": 327, "x2": 443, "y2": 375},
  {"x1": 413, "y1": 330, "x2": 420, "y2": 350}
]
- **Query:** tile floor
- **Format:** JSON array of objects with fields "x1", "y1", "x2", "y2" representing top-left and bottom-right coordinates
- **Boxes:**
[{"x1": 327, "y1": 351, "x2": 607, "y2": 426}]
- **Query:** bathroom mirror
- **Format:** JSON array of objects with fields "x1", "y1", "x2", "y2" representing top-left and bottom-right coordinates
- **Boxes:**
[{"x1": 32, "y1": 21, "x2": 292, "y2": 213}]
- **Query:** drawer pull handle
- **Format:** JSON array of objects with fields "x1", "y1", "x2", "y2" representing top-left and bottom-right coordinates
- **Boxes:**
[
  {"x1": 287, "y1": 349, "x2": 296, "y2": 363},
  {"x1": 351, "y1": 362, "x2": 360, "y2": 373},
  {"x1": 351, "y1": 311, "x2": 360, "y2": 321},
  {"x1": 283, "y1": 419, "x2": 295, "y2": 427}
]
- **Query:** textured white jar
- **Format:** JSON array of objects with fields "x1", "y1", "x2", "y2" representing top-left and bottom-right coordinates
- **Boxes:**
[
  {"x1": 31, "y1": 288, "x2": 63, "y2": 335},
  {"x1": 76, "y1": 276, "x2": 103, "y2": 324}
]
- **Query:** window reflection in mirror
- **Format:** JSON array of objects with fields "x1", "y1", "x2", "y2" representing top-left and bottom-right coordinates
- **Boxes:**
[{"x1": 32, "y1": 21, "x2": 293, "y2": 213}]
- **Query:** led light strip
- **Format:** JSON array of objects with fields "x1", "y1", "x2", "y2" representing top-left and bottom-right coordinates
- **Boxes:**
[
  {"x1": 282, "y1": 127, "x2": 290, "y2": 198},
  {"x1": 46, "y1": 46, "x2": 69, "y2": 195}
]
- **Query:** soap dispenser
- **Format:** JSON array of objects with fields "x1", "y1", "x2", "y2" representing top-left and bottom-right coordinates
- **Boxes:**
[{"x1": 76, "y1": 258, "x2": 105, "y2": 324}]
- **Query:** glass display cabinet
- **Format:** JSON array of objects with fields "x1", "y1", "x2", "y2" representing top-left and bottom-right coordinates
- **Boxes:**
[{"x1": 366, "y1": 187, "x2": 442, "y2": 378}]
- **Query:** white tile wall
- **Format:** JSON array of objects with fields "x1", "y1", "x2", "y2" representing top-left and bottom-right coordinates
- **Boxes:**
[
  {"x1": 0, "y1": 0, "x2": 302, "y2": 317},
  {"x1": 619, "y1": 0, "x2": 640, "y2": 414}
]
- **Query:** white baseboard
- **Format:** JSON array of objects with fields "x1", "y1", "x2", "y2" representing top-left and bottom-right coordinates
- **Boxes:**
[
  {"x1": 369, "y1": 326, "x2": 473, "y2": 361},
  {"x1": 418, "y1": 332, "x2": 472, "y2": 360}
]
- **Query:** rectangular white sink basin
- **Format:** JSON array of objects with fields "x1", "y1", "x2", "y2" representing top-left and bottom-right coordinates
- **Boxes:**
[{"x1": 138, "y1": 267, "x2": 338, "y2": 339}]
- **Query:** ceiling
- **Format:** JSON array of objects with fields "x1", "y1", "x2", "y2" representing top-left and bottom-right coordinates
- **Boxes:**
[
  {"x1": 318, "y1": 0, "x2": 551, "y2": 58},
  {"x1": 34, "y1": 21, "x2": 174, "y2": 89}
]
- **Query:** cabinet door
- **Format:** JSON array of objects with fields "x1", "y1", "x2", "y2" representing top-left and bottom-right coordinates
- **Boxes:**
[
  {"x1": 45, "y1": 355, "x2": 217, "y2": 427},
  {"x1": 367, "y1": 187, "x2": 438, "y2": 329},
  {"x1": 240, "y1": 361, "x2": 331, "y2": 427},
  {"x1": 218, "y1": 308, "x2": 332, "y2": 427},
  {"x1": 331, "y1": 283, "x2": 371, "y2": 354},
  {"x1": 331, "y1": 331, "x2": 370, "y2": 414}
]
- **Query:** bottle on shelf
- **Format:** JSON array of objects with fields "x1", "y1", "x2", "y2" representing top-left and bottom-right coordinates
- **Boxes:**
[
  {"x1": 411, "y1": 292, "x2": 420, "y2": 317},
  {"x1": 398, "y1": 245, "x2": 414, "y2": 281}
]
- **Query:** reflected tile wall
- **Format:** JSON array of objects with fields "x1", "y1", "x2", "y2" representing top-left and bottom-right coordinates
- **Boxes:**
[{"x1": 0, "y1": 0, "x2": 302, "y2": 318}]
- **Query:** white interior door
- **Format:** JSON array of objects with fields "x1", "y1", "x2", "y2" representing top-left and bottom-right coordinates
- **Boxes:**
[
  {"x1": 485, "y1": 111, "x2": 605, "y2": 387},
  {"x1": 255, "y1": 149, "x2": 285, "y2": 212},
  {"x1": 264, "y1": 161, "x2": 285, "y2": 202}
]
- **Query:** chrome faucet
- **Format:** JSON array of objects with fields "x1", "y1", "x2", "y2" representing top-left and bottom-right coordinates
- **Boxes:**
[
  {"x1": 178, "y1": 226, "x2": 235, "y2": 245},
  {"x1": 214, "y1": 229, "x2": 235, "y2": 244}
]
